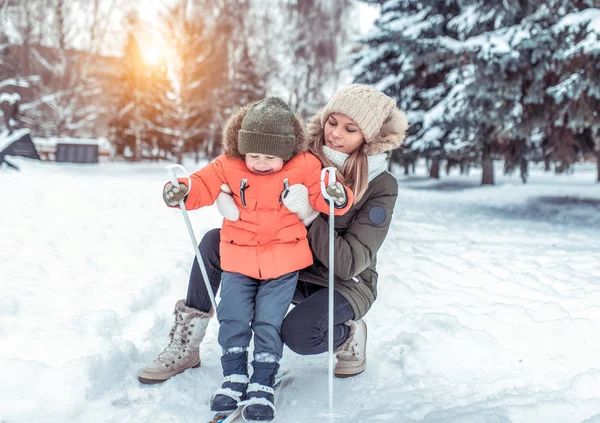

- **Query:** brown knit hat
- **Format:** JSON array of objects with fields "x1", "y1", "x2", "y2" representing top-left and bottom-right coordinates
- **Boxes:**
[
  {"x1": 238, "y1": 97, "x2": 297, "y2": 161},
  {"x1": 320, "y1": 84, "x2": 397, "y2": 143}
]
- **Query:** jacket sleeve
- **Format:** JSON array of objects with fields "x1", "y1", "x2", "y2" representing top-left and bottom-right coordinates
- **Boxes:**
[
  {"x1": 302, "y1": 153, "x2": 353, "y2": 216},
  {"x1": 307, "y1": 177, "x2": 398, "y2": 280},
  {"x1": 182, "y1": 154, "x2": 228, "y2": 210}
]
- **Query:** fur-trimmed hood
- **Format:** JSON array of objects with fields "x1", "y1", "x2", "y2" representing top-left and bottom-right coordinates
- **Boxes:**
[
  {"x1": 221, "y1": 102, "x2": 309, "y2": 160},
  {"x1": 307, "y1": 107, "x2": 409, "y2": 156}
]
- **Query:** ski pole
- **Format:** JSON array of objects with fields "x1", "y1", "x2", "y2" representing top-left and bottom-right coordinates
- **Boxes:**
[
  {"x1": 320, "y1": 166, "x2": 337, "y2": 418},
  {"x1": 165, "y1": 164, "x2": 218, "y2": 315}
]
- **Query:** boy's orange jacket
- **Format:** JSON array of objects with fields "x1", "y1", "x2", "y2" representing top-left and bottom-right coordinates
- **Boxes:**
[{"x1": 180, "y1": 153, "x2": 353, "y2": 280}]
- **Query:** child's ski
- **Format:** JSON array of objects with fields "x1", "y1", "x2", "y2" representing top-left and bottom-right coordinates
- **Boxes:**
[{"x1": 207, "y1": 369, "x2": 293, "y2": 423}]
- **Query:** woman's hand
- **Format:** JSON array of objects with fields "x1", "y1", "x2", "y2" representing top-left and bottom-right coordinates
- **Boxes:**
[
  {"x1": 282, "y1": 184, "x2": 319, "y2": 226},
  {"x1": 216, "y1": 184, "x2": 240, "y2": 221}
]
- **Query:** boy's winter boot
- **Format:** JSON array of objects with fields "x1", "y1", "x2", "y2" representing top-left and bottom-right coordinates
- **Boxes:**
[
  {"x1": 138, "y1": 300, "x2": 213, "y2": 384},
  {"x1": 241, "y1": 360, "x2": 279, "y2": 422},
  {"x1": 334, "y1": 319, "x2": 367, "y2": 378},
  {"x1": 210, "y1": 350, "x2": 250, "y2": 413}
]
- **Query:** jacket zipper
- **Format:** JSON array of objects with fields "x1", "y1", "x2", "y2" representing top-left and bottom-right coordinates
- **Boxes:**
[
  {"x1": 239, "y1": 178, "x2": 249, "y2": 208},
  {"x1": 279, "y1": 178, "x2": 289, "y2": 204}
]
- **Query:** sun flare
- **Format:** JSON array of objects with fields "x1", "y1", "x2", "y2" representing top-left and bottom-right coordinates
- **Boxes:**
[
  {"x1": 141, "y1": 44, "x2": 162, "y2": 65},
  {"x1": 136, "y1": 28, "x2": 166, "y2": 66}
]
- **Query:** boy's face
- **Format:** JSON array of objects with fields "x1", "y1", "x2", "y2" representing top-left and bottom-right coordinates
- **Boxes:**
[{"x1": 245, "y1": 153, "x2": 284, "y2": 175}]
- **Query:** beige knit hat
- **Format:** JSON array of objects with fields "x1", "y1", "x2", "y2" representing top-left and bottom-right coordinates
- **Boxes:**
[{"x1": 320, "y1": 84, "x2": 397, "y2": 143}]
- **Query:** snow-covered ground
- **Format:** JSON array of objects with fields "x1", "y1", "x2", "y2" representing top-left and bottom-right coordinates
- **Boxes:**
[{"x1": 2, "y1": 157, "x2": 600, "y2": 423}]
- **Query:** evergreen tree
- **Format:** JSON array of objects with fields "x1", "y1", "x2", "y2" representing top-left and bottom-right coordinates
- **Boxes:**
[
  {"x1": 548, "y1": 6, "x2": 600, "y2": 181},
  {"x1": 228, "y1": 42, "x2": 266, "y2": 108},
  {"x1": 109, "y1": 27, "x2": 152, "y2": 161},
  {"x1": 276, "y1": 0, "x2": 354, "y2": 117},
  {"x1": 162, "y1": 0, "x2": 230, "y2": 163},
  {"x1": 145, "y1": 62, "x2": 179, "y2": 160},
  {"x1": 225, "y1": 0, "x2": 266, "y2": 111},
  {"x1": 353, "y1": 0, "x2": 479, "y2": 179},
  {"x1": 355, "y1": 0, "x2": 600, "y2": 184},
  {"x1": 455, "y1": 1, "x2": 600, "y2": 182}
]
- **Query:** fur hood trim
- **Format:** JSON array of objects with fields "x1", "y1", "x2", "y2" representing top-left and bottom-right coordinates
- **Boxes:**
[{"x1": 222, "y1": 102, "x2": 309, "y2": 159}]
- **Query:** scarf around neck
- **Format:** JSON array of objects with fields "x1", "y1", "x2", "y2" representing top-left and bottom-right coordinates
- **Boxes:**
[{"x1": 322, "y1": 145, "x2": 388, "y2": 182}]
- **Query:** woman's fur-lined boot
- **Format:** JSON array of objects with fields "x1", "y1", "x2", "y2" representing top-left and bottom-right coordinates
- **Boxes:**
[
  {"x1": 138, "y1": 299, "x2": 212, "y2": 384},
  {"x1": 334, "y1": 319, "x2": 367, "y2": 378}
]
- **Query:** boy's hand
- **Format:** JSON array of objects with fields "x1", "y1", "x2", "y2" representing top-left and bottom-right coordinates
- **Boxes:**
[
  {"x1": 216, "y1": 184, "x2": 240, "y2": 221},
  {"x1": 325, "y1": 181, "x2": 348, "y2": 208},
  {"x1": 282, "y1": 184, "x2": 319, "y2": 226},
  {"x1": 163, "y1": 181, "x2": 189, "y2": 207}
]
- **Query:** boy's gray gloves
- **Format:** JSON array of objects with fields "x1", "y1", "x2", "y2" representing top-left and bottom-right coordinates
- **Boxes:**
[
  {"x1": 216, "y1": 184, "x2": 240, "y2": 221},
  {"x1": 163, "y1": 182, "x2": 189, "y2": 207},
  {"x1": 324, "y1": 181, "x2": 348, "y2": 208},
  {"x1": 281, "y1": 184, "x2": 320, "y2": 226}
]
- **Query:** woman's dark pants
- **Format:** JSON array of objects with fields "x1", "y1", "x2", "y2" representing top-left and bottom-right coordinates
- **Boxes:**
[{"x1": 185, "y1": 228, "x2": 353, "y2": 354}]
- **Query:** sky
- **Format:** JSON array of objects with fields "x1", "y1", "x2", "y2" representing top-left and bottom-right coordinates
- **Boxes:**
[{"x1": 2, "y1": 155, "x2": 600, "y2": 422}]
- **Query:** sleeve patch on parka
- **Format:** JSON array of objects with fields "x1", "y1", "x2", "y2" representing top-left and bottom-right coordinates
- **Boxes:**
[{"x1": 368, "y1": 205, "x2": 386, "y2": 225}]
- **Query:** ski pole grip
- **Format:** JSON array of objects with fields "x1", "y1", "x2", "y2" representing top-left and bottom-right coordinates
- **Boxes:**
[
  {"x1": 165, "y1": 164, "x2": 192, "y2": 191},
  {"x1": 320, "y1": 167, "x2": 337, "y2": 200}
]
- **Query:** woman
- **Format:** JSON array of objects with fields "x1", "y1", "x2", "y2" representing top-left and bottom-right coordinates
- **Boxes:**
[{"x1": 138, "y1": 84, "x2": 408, "y2": 384}]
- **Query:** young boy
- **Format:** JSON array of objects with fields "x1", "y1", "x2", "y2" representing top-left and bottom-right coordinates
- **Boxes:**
[{"x1": 162, "y1": 97, "x2": 352, "y2": 422}]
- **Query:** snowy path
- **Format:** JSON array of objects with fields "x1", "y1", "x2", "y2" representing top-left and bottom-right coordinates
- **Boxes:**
[{"x1": 1, "y1": 158, "x2": 600, "y2": 423}]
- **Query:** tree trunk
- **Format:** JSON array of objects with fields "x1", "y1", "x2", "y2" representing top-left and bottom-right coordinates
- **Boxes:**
[
  {"x1": 481, "y1": 144, "x2": 494, "y2": 185},
  {"x1": 429, "y1": 158, "x2": 440, "y2": 179},
  {"x1": 411, "y1": 162, "x2": 416, "y2": 174},
  {"x1": 403, "y1": 163, "x2": 409, "y2": 175},
  {"x1": 520, "y1": 158, "x2": 528, "y2": 184},
  {"x1": 597, "y1": 151, "x2": 600, "y2": 183},
  {"x1": 177, "y1": 145, "x2": 183, "y2": 165},
  {"x1": 544, "y1": 158, "x2": 551, "y2": 172},
  {"x1": 134, "y1": 124, "x2": 141, "y2": 162}
]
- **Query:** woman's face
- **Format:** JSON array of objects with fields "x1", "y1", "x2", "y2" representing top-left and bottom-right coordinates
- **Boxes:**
[{"x1": 324, "y1": 113, "x2": 365, "y2": 154}]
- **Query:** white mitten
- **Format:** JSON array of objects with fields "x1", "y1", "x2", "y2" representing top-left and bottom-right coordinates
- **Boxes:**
[
  {"x1": 282, "y1": 184, "x2": 320, "y2": 226},
  {"x1": 216, "y1": 184, "x2": 240, "y2": 221}
]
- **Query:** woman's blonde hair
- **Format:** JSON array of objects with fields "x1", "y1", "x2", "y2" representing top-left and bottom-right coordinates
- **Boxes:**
[{"x1": 309, "y1": 134, "x2": 369, "y2": 204}]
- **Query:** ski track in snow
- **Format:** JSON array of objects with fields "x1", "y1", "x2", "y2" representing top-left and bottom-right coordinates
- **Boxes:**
[{"x1": 1, "y1": 158, "x2": 600, "y2": 423}]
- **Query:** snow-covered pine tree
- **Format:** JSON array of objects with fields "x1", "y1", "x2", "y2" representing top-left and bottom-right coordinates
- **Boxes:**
[
  {"x1": 228, "y1": 42, "x2": 266, "y2": 108},
  {"x1": 353, "y1": 0, "x2": 483, "y2": 179},
  {"x1": 225, "y1": 0, "x2": 266, "y2": 111},
  {"x1": 442, "y1": 1, "x2": 547, "y2": 184},
  {"x1": 548, "y1": 5, "x2": 600, "y2": 182},
  {"x1": 162, "y1": 0, "x2": 230, "y2": 163},
  {"x1": 1, "y1": 0, "x2": 53, "y2": 136},
  {"x1": 144, "y1": 62, "x2": 179, "y2": 161},
  {"x1": 277, "y1": 0, "x2": 354, "y2": 117},
  {"x1": 109, "y1": 18, "x2": 155, "y2": 161},
  {"x1": 453, "y1": 1, "x2": 600, "y2": 183},
  {"x1": 1, "y1": 0, "x2": 121, "y2": 139},
  {"x1": 354, "y1": 0, "x2": 600, "y2": 184}
]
